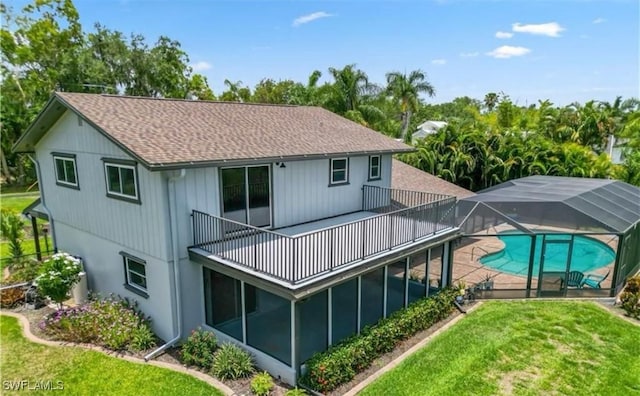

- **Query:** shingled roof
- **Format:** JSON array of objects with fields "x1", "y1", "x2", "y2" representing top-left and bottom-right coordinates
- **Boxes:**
[
  {"x1": 14, "y1": 92, "x2": 413, "y2": 169},
  {"x1": 391, "y1": 159, "x2": 475, "y2": 200}
]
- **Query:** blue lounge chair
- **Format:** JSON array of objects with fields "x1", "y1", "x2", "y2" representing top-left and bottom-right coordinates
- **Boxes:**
[
  {"x1": 566, "y1": 271, "x2": 585, "y2": 288},
  {"x1": 581, "y1": 270, "x2": 610, "y2": 288}
]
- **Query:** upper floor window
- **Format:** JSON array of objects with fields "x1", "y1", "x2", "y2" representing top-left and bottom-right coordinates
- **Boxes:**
[
  {"x1": 330, "y1": 158, "x2": 349, "y2": 185},
  {"x1": 53, "y1": 153, "x2": 79, "y2": 189},
  {"x1": 369, "y1": 155, "x2": 381, "y2": 181},
  {"x1": 103, "y1": 159, "x2": 140, "y2": 203}
]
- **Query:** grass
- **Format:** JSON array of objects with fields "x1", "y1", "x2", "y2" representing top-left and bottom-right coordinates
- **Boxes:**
[
  {"x1": 0, "y1": 192, "x2": 49, "y2": 265},
  {"x1": 0, "y1": 193, "x2": 40, "y2": 214},
  {"x1": 0, "y1": 236, "x2": 52, "y2": 261},
  {"x1": 0, "y1": 315, "x2": 224, "y2": 395},
  {"x1": 361, "y1": 301, "x2": 640, "y2": 396}
]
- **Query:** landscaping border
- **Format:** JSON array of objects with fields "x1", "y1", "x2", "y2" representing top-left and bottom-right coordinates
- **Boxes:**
[{"x1": 0, "y1": 310, "x2": 235, "y2": 396}]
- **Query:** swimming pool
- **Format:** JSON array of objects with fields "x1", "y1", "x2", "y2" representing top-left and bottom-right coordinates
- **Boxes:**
[{"x1": 479, "y1": 233, "x2": 615, "y2": 276}]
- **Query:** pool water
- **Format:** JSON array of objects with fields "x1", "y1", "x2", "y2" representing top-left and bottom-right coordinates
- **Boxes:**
[{"x1": 479, "y1": 233, "x2": 615, "y2": 276}]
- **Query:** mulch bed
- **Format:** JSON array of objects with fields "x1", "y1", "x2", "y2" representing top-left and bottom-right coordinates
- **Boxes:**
[{"x1": 6, "y1": 302, "x2": 471, "y2": 396}]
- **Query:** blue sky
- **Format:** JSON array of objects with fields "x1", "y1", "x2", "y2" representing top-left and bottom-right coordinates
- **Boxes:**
[{"x1": 9, "y1": 0, "x2": 640, "y2": 105}]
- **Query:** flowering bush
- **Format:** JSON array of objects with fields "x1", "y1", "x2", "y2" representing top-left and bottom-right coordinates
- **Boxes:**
[
  {"x1": 40, "y1": 294, "x2": 156, "y2": 352},
  {"x1": 181, "y1": 328, "x2": 218, "y2": 368},
  {"x1": 36, "y1": 252, "x2": 82, "y2": 308}
]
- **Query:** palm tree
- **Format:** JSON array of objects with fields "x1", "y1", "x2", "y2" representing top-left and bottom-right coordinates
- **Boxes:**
[
  {"x1": 385, "y1": 69, "x2": 435, "y2": 141},
  {"x1": 484, "y1": 92, "x2": 499, "y2": 112},
  {"x1": 327, "y1": 64, "x2": 371, "y2": 113}
]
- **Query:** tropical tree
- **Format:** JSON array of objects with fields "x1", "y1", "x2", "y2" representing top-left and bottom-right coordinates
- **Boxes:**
[
  {"x1": 326, "y1": 64, "x2": 371, "y2": 113},
  {"x1": 385, "y1": 69, "x2": 435, "y2": 141}
]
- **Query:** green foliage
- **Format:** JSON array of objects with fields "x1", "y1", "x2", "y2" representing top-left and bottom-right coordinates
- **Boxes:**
[
  {"x1": 250, "y1": 372, "x2": 274, "y2": 396},
  {"x1": 301, "y1": 288, "x2": 458, "y2": 393},
  {"x1": 1, "y1": 316, "x2": 223, "y2": 395},
  {"x1": 0, "y1": 209, "x2": 25, "y2": 259},
  {"x1": 284, "y1": 388, "x2": 308, "y2": 396},
  {"x1": 620, "y1": 276, "x2": 640, "y2": 319},
  {"x1": 2, "y1": 257, "x2": 40, "y2": 284},
  {"x1": 35, "y1": 252, "x2": 81, "y2": 307},
  {"x1": 40, "y1": 294, "x2": 156, "y2": 352},
  {"x1": 181, "y1": 328, "x2": 218, "y2": 369},
  {"x1": 210, "y1": 343, "x2": 254, "y2": 380}
]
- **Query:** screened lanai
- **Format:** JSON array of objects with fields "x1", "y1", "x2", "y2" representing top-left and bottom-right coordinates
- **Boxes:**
[{"x1": 453, "y1": 176, "x2": 640, "y2": 298}]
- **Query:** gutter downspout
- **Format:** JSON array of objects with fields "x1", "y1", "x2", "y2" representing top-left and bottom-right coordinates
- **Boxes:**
[
  {"x1": 28, "y1": 154, "x2": 56, "y2": 251},
  {"x1": 144, "y1": 168, "x2": 186, "y2": 361}
]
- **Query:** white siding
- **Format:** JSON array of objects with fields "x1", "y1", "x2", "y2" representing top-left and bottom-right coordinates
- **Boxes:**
[
  {"x1": 35, "y1": 111, "x2": 172, "y2": 262},
  {"x1": 53, "y1": 222, "x2": 175, "y2": 341},
  {"x1": 173, "y1": 167, "x2": 220, "y2": 256},
  {"x1": 272, "y1": 155, "x2": 392, "y2": 228}
]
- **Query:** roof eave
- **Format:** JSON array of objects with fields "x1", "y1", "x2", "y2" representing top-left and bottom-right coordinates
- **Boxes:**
[
  {"x1": 12, "y1": 94, "x2": 63, "y2": 153},
  {"x1": 147, "y1": 148, "x2": 415, "y2": 171}
]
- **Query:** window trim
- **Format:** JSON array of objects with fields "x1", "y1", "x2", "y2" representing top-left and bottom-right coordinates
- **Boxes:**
[
  {"x1": 121, "y1": 252, "x2": 148, "y2": 298},
  {"x1": 52, "y1": 152, "x2": 79, "y2": 189},
  {"x1": 103, "y1": 158, "x2": 141, "y2": 204},
  {"x1": 329, "y1": 157, "x2": 349, "y2": 186},
  {"x1": 368, "y1": 155, "x2": 381, "y2": 181}
]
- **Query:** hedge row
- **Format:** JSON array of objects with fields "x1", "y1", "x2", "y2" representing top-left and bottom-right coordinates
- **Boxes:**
[{"x1": 301, "y1": 288, "x2": 459, "y2": 393}]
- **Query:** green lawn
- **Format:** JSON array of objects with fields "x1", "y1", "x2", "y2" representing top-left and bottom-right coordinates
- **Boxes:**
[
  {"x1": 0, "y1": 193, "x2": 40, "y2": 214},
  {"x1": 0, "y1": 315, "x2": 224, "y2": 396},
  {"x1": 1, "y1": 237, "x2": 51, "y2": 261},
  {"x1": 361, "y1": 301, "x2": 640, "y2": 396}
]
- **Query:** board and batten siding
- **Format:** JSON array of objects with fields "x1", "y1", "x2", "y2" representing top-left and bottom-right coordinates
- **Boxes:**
[
  {"x1": 272, "y1": 154, "x2": 392, "y2": 228},
  {"x1": 173, "y1": 167, "x2": 220, "y2": 256},
  {"x1": 35, "y1": 110, "x2": 172, "y2": 262}
]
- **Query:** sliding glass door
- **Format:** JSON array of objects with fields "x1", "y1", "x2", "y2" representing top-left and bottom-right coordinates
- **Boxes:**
[{"x1": 221, "y1": 165, "x2": 271, "y2": 228}]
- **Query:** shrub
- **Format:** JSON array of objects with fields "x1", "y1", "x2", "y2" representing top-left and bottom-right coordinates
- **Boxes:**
[
  {"x1": 210, "y1": 343, "x2": 254, "y2": 380},
  {"x1": 40, "y1": 294, "x2": 155, "y2": 352},
  {"x1": 5, "y1": 258, "x2": 40, "y2": 284},
  {"x1": 250, "y1": 372, "x2": 274, "y2": 396},
  {"x1": 35, "y1": 252, "x2": 82, "y2": 308},
  {"x1": 0, "y1": 209, "x2": 24, "y2": 259},
  {"x1": 284, "y1": 388, "x2": 308, "y2": 396},
  {"x1": 620, "y1": 276, "x2": 640, "y2": 319},
  {"x1": 181, "y1": 328, "x2": 218, "y2": 369},
  {"x1": 302, "y1": 288, "x2": 458, "y2": 392},
  {"x1": 130, "y1": 324, "x2": 156, "y2": 351}
]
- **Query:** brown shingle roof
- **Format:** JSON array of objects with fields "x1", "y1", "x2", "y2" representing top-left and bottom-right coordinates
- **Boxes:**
[
  {"x1": 391, "y1": 159, "x2": 475, "y2": 199},
  {"x1": 51, "y1": 92, "x2": 412, "y2": 167}
]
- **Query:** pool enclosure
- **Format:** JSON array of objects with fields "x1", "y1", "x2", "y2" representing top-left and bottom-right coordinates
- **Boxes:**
[{"x1": 453, "y1": 176, "x2": 640, "y2": 298}]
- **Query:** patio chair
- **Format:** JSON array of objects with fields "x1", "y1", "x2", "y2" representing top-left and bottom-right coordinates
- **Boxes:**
[
  {"x1": 566, "y1": 271, "x2": 585, "y2": 288},
  {"x1": 581, "y1": 270, "x2": 610, "y2": 289}
]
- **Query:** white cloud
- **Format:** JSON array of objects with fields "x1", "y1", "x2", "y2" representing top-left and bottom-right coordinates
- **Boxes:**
[
  {"x1": 191, "y1": 61, "x2": 212, "y2": 72},
  {"x1": 292, "y1": 11, "x2": 333, "y2": 27},
  {"x1": 495, "y1": 31, "x2": 513, "y2": 39},
  {"x1": 592, "y1": 17, "x2": 606, "y2": 24},
  {"x1": 459, "y1": 52, "x2": 479, "y2": 58},
  {"x1": 486, "y1": 45, "x2": 531, "y2": 59},
  {"x1": 431, "y1": 59, "x2": 446, "y2": 65},
  {"x1": 512, "y1": 22, "x2": 565, "y2": 37}
]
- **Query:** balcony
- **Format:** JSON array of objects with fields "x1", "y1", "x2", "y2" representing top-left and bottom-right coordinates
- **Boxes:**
[{"x1": 190, "y1": 185, "x2": 456, "y2": 286}]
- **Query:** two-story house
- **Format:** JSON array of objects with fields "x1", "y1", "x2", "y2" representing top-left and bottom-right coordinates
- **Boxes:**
[{"x1": 14, "y1": 92, "x2": 461, "y2": 384}]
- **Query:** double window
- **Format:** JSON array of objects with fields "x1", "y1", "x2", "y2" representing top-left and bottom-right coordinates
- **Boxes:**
[
  {"x1": 121, "y1": 252, "x2": 147, "y2": 296},
  {"x1": 330, "y1": 158, "x2": 349, "y2": 185},
  {"x1": 53, "y1": 153, "x2": 78, "y2": 189},
  {"x1": 369, "y1": 155, "x2": 381, "y2": 181},
  {"x1": 103, "y1": 159, "x2": 139, "y2": 203}
]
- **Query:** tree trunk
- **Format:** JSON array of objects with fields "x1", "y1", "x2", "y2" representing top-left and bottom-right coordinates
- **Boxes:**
[
  {"x1": 400, "y1": 110, "x2": 412, "y2": 142},
  {"x1": 0, "y1": 146, "x2": 12, "y2": 182}
]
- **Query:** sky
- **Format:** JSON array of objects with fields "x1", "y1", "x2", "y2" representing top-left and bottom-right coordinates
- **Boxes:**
[{"x1": 8, "y1": 0, "x2": 640, "y2": 106}]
